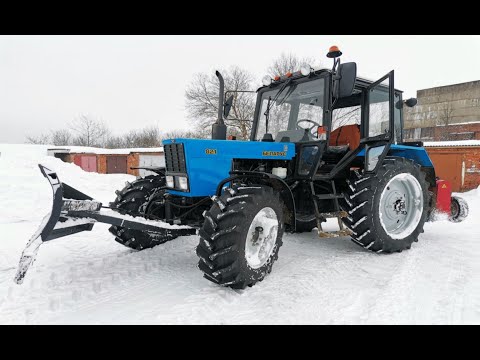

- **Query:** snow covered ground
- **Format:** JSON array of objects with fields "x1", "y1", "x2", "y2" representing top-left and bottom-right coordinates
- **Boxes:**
[{"x1": 1, "y1": 143, "x2": 479, "y2": 324}]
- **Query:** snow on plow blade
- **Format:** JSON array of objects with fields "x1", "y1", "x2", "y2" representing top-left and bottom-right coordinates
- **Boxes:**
[{"x1": 14, "y1": 164, "x2": 196, "y2": 284}]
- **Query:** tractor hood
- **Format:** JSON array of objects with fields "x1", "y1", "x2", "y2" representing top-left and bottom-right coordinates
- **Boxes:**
[{"x1": 163, "y1": 138, "x2": 295, "y2": 197}]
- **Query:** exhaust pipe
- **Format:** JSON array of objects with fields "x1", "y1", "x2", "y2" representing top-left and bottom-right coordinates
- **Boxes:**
[{"x1": 211, "y1": 71, "x2": 227, "y2": 140}]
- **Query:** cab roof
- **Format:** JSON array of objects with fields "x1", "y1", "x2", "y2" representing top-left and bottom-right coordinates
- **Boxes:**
[{"x1": 257, "y1": 67, "x2": 403, "y2": 94}]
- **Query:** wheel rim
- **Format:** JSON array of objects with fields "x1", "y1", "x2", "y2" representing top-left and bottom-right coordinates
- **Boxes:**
[
  {"x1": 379, "y1": 173, "x2": 424, "y2": 239},
  {"x1": 245, "y1": 207, "x2": 279, "y2": 269}
]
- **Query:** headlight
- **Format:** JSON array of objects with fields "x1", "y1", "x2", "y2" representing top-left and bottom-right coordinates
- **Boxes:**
[
  {"x1": 178, "y1": 176, "x2": 188, "y2": 190},
  {"x1": 166, "y1": 176, "x2": 174, "y2": 188},
  {"x1": 300, "y1": 64, "x2": 312, "y2": 76}
]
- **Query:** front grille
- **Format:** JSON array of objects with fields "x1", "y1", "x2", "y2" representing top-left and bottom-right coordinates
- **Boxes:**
[{"x1": 164, "y1": 143, "x2": 187, "y2": 173}]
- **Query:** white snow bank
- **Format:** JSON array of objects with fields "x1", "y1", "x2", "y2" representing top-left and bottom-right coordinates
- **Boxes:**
[
  {"x1": 424, "y1": 140, "x2": 480, "y2": 147},
  {"x1": 437, "y1": 121, "x2": 480, "y2": 126}
]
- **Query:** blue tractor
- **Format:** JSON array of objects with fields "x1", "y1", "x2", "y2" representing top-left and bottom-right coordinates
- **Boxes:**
[{"x1": 16, "y1": 46, "x2": 469, "y2": 288}]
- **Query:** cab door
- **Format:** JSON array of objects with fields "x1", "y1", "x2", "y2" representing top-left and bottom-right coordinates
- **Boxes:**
[{"x1": 362, "y1": 71, "x2": 394, "y2": 172}]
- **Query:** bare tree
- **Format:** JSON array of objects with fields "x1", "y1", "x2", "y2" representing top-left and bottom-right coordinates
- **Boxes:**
[
  {"x1": 105, "y1": 126, "x2": 161, "y2": 148},
  {"x1": 25, "y1": 133, "x2": 50, "y2": 145},
  {"x1": 122, "y1": 130, "x2": 141, "y2": 148},
  {"x1": 159, "y1": 129, "x2": 208, "y2": 144},
  {"x1": 438, "y1": 101, "x2": 454, "y2": 126},
  {"x1": 185, "y1": 66, "x2": 256, "y2": 140},
  {"x1": 133, "y1": 126, "x2": 162, "y2": 147},
  {"x1": 50, "y1": 129, "x2": 72, "y2": 146},
  {"x1": 144, "y1": 126, "x2": 163, "y2": 147},
  {"x1": 105, "y1": 135, "x2": 125, "y2": 149},
  {"x1": 267, "y1": 53, "x2": 318, "y2": 78},
  {"x1": 70, "y1": 114, "x2": 110, "y2": 147}
]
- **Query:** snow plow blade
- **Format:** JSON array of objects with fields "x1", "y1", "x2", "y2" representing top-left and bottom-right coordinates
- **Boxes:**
[{"x1": 14, "y1": 164, "x2": 196, "y2": 284}]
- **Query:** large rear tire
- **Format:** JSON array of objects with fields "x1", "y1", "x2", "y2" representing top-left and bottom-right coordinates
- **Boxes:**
[
  {"x1": 196, "y1": 185, "x2": 284, "y2": 289},
  {"x1": 108, "y1": 175, "x2": 173, "y2": 250},
  {"x1": 341, "y1": 157, "x2": 430, "y2": 253}
]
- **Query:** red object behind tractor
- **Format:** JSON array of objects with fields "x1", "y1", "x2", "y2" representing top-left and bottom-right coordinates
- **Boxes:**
[{"x1": 434, "y1": 179, "x2": 469, "y2": 221}]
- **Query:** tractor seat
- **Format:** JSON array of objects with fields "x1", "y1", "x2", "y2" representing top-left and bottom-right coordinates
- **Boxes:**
[
  {"x1": 326, "y1": 145, "x2": 350, "y2": 154},
  {"x1": 328, "y1": 124, "x2": 361, "y2": 150},
  {"x1": 320, "y1": 125, "x2": 360, "y2": 168}
]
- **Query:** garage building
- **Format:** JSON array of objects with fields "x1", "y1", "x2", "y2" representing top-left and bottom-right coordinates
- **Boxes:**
[
  {"x1": 425, "y1": 140, "x2": 480, "y2": 192},
  {"x1": 47, "y1": 146, "x2": 164, "y2": 177}
]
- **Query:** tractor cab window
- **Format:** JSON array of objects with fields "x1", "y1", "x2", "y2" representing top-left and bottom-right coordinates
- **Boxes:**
[
  {"x1": 298, "y1": 101, "x2": 323, "y2": 123},
  {"x1": 368, "y1": 79, "x2": 390, "y2": 137},
  {"x1": 393, "y1": 92, "x2": 402, "y2": 143},
  {"x1": 330, "y1": 91, "x2": 362, "y2": 150},
  {"x1": 257, "y1": 100, "x2": 291, "y2": 139},
  {"x1": 332, "y1": 106, "x2": 361, "y2": 132},
  {"x1": 255, "y1": 78, "x2": 325, "y2": 142}
]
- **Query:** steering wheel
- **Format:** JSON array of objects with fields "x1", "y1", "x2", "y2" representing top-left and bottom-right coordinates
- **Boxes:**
[{"x1": 296, "y1": 119, "x2": 321, "y2": 135}]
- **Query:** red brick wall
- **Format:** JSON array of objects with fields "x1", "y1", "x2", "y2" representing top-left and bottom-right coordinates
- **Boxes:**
[
  {"x1": 463, "y1": 148, "x2": 480, "y2": 190},
  {"x1": 128, "y1": 153, "x2": 139, "y2": 176},
  {"x1": 95, "y1": 155, "x2": 104, "y2": 174},
  {"x1": 426, "y1": 147, "x2": 480, "y2": 192}
]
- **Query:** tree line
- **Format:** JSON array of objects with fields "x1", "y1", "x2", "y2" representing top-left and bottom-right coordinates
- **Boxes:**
[
  {"x1": 27, "y1": 53, "x2": 319, "y2": 147},
  {"x1": 26, "y1": 115, "x2": 203, "y2": 148}
]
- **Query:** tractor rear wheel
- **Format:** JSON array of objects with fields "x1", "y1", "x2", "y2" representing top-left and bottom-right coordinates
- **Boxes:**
[
  {"x1": 196, "y1": 185, "x2": 284, "y2": 289},
  {"x1": 108, "y1": 175, "x2": 172, "y2": 250},
  {"x1": 341, "y1": 157, "x2": 430, "y2": 253}
]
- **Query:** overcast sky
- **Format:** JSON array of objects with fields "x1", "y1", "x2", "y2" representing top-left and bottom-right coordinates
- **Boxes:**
[{"x1": 2, "y1": 35, "x2": 480, "y2": 144}]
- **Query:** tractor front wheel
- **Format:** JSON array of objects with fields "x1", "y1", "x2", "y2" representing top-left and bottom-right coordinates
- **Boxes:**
[
  {"x1": 196, "y1": 185, "x2": 284, "y2": 289},
  {"x1": 108, "y1": 175, "x2": 173, "y2": 250}
]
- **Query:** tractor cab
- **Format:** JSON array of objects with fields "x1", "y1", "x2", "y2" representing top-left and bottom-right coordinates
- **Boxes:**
[{"x1": 251, "y1": 48, "x2": 408, "y2": 179}]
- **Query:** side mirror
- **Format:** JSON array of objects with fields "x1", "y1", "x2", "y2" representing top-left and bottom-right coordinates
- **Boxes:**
[
  {"x1": 404, "y1": 98, "x2": 417, "y2": 107},
  {"x1": 223, "y1": 95, "x2": 234, "y2": 118},
  {"x1": 334, "y1": 62, "x2": 357, "y2": 99}
]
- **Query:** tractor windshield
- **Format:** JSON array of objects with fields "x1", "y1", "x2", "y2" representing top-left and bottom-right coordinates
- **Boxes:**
[{"x1": 255, "y1": 78, "x2": 325, "y2": 141}]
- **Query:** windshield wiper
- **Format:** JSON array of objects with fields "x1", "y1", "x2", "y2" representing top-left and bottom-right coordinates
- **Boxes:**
[{"x1": 263, "y1": 78, "x2": 292, "y2": 134}]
